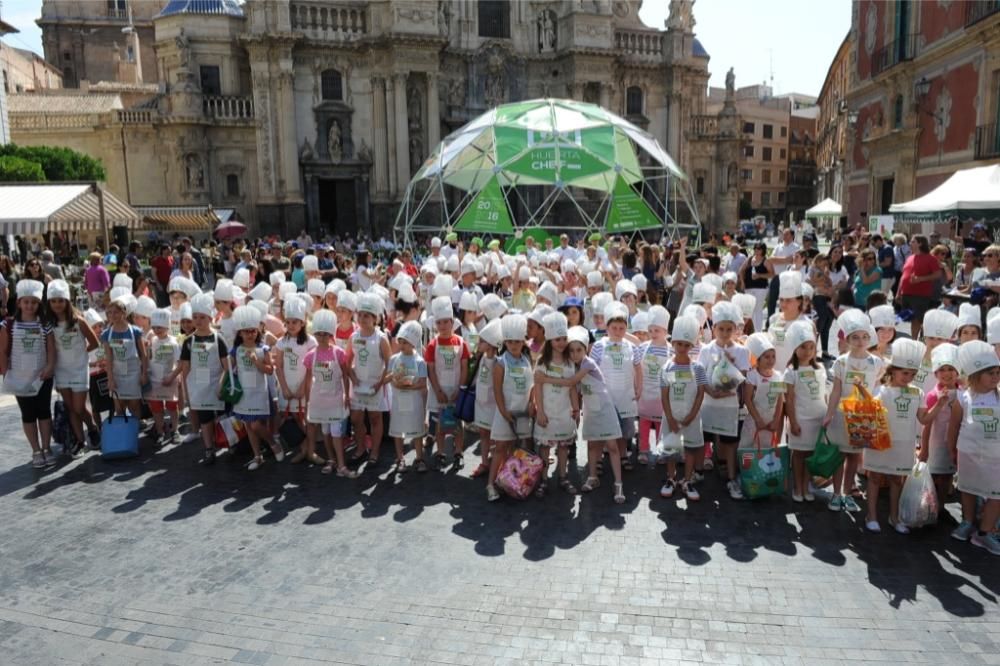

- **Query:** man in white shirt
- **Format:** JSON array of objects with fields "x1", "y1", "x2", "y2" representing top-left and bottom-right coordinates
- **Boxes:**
[
  {"x1": 556, "y1": 234, "x2": 578, "y2": 262},
  {"x1": 440, "y1": 232, "x2": 459, "y2": 261},
  {"x1": 721, "y1": 243, "x2": 746, "y2": 277},
  {"x1": 766, "y1": 228, "x2": 800, "y2": 321},
  {"x1": 296, "y1": 230, "x2": 313, "y2": 250}
]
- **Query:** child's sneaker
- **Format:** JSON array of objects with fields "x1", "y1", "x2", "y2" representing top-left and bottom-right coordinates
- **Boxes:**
[
  {"x1": 842, "y1": 496, "x2": 861, "y2": 512},
  {"x1": 828, "y1": 495, "x2": 844, "y2": 512},
  {"x1": 659, "y1": 480, "x2": 675, "y2": 498},
  {"x1": 951, "y1": 520, "x2": 977, "y2": 542},
  {"x1": 486, "y1": 485, "x2": 500, "y2": 502},
  {"x1": 683, "y1": 481, "x2": 700, "y2": 501},
  {"x1": 703, "y1": 458, "x2": 714, "y2": 471},
  {"x1": 865, "y1": 519, "x2": 881, "y2": 533},
  {"x1": 336, "y1": 466, "x2": 358, "y2": 479},
  {"x1": 889, "y1": 518, "x2": 910, "y2": 535},
  {"x1": 971, "y1": 531, "x2": 1000, "y2": 556},
  {"x1": 31, "y1": 452, "x2": 45, "y2": 468},
  {"x1": 726, "y1": 479, "x2": 744, "y2": 500}
]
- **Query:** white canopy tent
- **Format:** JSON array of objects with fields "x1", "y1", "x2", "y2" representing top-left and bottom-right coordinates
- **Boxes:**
[
  {"x1": 0, "y1": 183, "x2": 138, "y2": 247},
  {"x1": 889, "y1": 164, "x2": 1000, "y2": 219},
  {"x1": 804, "y1": 197, "x2": 842, "y2": 218}
]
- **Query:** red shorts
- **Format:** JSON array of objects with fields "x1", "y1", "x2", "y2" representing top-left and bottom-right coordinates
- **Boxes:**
[{"x1": 147, "y1": 400, "x2": 178, "y2": 413}]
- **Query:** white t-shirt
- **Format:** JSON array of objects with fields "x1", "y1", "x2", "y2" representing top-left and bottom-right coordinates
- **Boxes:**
[{"x1": 771, "y1": 241, "x2": 801, "y2": 273}]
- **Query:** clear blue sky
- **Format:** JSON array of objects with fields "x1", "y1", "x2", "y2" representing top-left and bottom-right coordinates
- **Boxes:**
[{"x1": 2, "y1": 0, "x2": 850, "y2": 97}]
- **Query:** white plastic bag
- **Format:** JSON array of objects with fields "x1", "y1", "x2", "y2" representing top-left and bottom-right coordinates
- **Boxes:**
[
  {"x1": 710, "y1": 356, "x2": 745, "y2": 393},
  {"x1": 656, "y1": 430, "x2": 683, "y2": 457},
  {"x1": 898, "y1": 462, "x2": 939, "y2": 528}
]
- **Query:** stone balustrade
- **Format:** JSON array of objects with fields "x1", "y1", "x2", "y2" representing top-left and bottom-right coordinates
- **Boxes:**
[
  {"x1": 117, "y1": 110, "x2": 154, "y2": 124},
  {"x1": 9, "y1": 113, "x2": 107, "y2": 130},
  {"x1": 203, "y1": 95, "x2": 255, "y2": 120},
  {"x1": 615, "y1": 29, "x2": 664, "y2": 60},
  {"x1": 689, "y1": 114, "x2": 719, "y2": 137},
  {"x1": 291, "y1": 2, "x2": 368, "y2": 41}
]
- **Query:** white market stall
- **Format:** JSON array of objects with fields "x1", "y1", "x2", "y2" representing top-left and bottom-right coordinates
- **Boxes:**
[
  {"x1": 889, "y1": 164, "x2": 1000, "y2": 222},
  {"x1": 804, "y1": 197, "x2": 842, "y2": 233}
]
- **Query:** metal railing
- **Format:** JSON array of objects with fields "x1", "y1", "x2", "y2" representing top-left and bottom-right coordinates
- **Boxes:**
[
  {"x1": 871, "y1": 34, "x2": 917, "y2": 76},
  {"x1": 966, "y1": 0, "x2": 1000, "y2": 26},
  {"x1": 975, "y1": 123, "x2": 1000, "y2": 160}
]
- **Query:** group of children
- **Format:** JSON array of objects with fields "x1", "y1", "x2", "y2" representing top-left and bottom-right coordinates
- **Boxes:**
[{"x1": 1, "y1": 252, "x2": 998, "y2": 556}]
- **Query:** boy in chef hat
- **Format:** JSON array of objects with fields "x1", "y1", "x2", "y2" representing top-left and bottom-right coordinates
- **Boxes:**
[
  {"x1": 386, "y1": 320, "x2": 429, "y2": 473},
  {"x1": 920, "y1": 343, "x2": 961, "y2": 508},
  {"x1": 661, "y1": 315, "x2": 708, "y2": 501},
  {"x1": 949, "y1": 340, "x2": 1000, "y2": 552},
  {"x1": 589, "y1": 292, "x2": 613, "y2": 341},
  {"x1": 426, "y1": 295, "x2": 470, "y2": 469},
  {"x1": 956, "y1": 303, "x2": 983, "y2": 343}
]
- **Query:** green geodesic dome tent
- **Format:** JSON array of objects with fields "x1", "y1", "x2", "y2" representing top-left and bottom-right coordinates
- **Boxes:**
[{"x1": 394, "y1": 98, "x2": 700, "y2": 247}]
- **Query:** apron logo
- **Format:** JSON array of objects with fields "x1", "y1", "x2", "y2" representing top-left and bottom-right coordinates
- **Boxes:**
[
  {"x1": 671, "y1": 383, "x2": 685, "y2": 400},
  {"x1": 894, "y1": 396, "x2": 912, "y2": 414},
  {"x1": 286, "y1": 350, "x2": 298, "y2": 368},
  {"x1": 357, "y1": 347, "x2": 370, "y2": 365},
  {"x1": 984, "y1": 417, "x2": 999, "y2": 434},
  {"x1": 513, "y1": 376, "x2": 527, "y2": 393}
]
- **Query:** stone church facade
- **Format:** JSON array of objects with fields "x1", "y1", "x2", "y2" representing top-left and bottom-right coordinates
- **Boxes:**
[{"x1": 21, "y1": 0, "x2": 737, "y2": 237}]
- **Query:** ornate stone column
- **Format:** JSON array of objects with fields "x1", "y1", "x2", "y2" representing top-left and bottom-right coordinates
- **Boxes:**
[
  {"x1": 393, "y1": 71, "x2": 410, "y2": 196},
  {"x1": 371, "y1": 76, "x2": 389, "y2": 196},
  {"x1": 427, "y1": 72, "x2": 441, "y2": 151},
  {"x1": 277, "y1": 66, "x2": 302, "y2": 201},
  {"x1": 386, "y1": 74, "x2": 398, "y2": 196}
]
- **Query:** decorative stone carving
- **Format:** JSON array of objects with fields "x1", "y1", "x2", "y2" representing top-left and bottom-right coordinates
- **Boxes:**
[
  {"x1": 864, "y1": 5, "x2": 877, "y2": 55},
  {"x1": 667, "y1": 0, "x2": 694, "y2": 31},
  {"x1": 539, "y1": 11, "x2": 556, "y2": 53},
  {"x1": 407, "y1": 78, "x2": 423, "y2": 131},
  {"x1": 185, "y1": 153, "x2": 204, "y2": 189},
  {"x1": 484, "y1": 52, "x2": 506, "y2": 108},
  {"x1": 358, "y1": 139, "x2": 373, "y2": 163},
  {"x1": 438, "y1": 1, "x2": 452, "y2": 37},
  {"x1": 725, "y1": 67, "x2": 735, "y2": 98},
  {"x1": 175, "y1": 29, "x2": 191, "y2": 69},
  {"x1": 448, "y1": 78, "x2": 466, "y2": 107},
  {"x1": 327, "y1": 120, "x2": 342, "y2": 162},
  {"x1": 410, "y1": 134, "x2": 423, "y2": 173},
  {"x1": 397, "y1": 6, "x2": 436, "y2": 22},
  {"x1": 935, "y1": 86, "x2": 952, "y2": 143},
  {"x1": 727, "y1": 162, "x2": 737, "y2": 191},
  {"x1": 613, "y1": 1, "x2": 628, "y2": 18},
  {"x1": 299, "y1": 139, "x2": 314, "y2": 162}
]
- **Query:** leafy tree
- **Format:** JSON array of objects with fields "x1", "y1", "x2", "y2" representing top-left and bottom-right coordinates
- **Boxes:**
[
  {"x1": 0, "y1": 144, "x2": 105, "y2": 181},
  {"x1": 0, "y1": 155, "x2": 47, "y2": 182}
]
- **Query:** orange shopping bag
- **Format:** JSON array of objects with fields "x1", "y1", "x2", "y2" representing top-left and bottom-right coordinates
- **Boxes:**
[{"x1": 840, "y1": 384, "x2": 891, "y2": 450}]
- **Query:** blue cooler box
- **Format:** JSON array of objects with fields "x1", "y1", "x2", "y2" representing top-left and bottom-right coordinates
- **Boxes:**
[{"x1": 101, "y1": 413, "x2": 140, "y2": 459}]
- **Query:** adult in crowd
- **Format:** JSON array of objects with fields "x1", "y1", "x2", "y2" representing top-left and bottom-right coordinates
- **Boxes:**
[
  {"x1": 953, "y1": 247, "x2": 980, "y2": 293},
  {"x1": 891, "y1": 233, "x2": 910, "y2": 297},
  {"x1": 896, "y1": 234, "x2": 943, "y2": 338},
  {"x1": 852, "y1": 248, "x2": 882, "y2": 311},
  {"x1": 765, "y1": 228, "x2": 799, "y2": 323},
  {"x1": 180, "y1": 237, "x2": 206, "y2": 285},
  {"x1": 83, "y1": 252, "x2": 110, "y2": 308},
  {"x1": 23, "y1": 257, "x2": 52, "y2": 287},
  {"x1": 150, "y1": 244, "x2": 175, "y2": 307},
  {"x1": 873, "y1": 234, "x2": 896, "y2": 298},
  {"x1": 739, "y1": 242, "x2": 772, "y2": 332},
  {"x1": 0, "y1": 255, "x2": 19, "y2": 315},
  {"x1": 40, "y1": 250, "x2": 65, "y2": 282},
  {"x1": 929, "y1": 244, "x2": 954, "y2": 308},
  {"x1": 958, "y1": 222, "x2": 992, "y2": 255}
]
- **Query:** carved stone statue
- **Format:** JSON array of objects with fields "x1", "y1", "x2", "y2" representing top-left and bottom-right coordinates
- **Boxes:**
[
  {"x1": 667, "y1": 0, "x2": 694, "y2": 31},
  {"x1": 725, "y1": 67, "x2": 735, "y2": 98},
  {"x1": 185, "y1": 154, "x2": 203, "y2": 189},
  {"x1": 357, "y1": 139, "x2": 372, "y2": 163},
  {"x1": 539, "y1": 11, "x2": 556, "y2": 53},
  {"x1": 448, "y1": 78, "x2": 466, "y2": 107},
  {"x1": 727, "y1": 162, "x2": 737, "y2": 191},
  {"x1": 299, "y1": 139, "x2": 314, "y2": 162},
  {"x1": 175, "y1": 28, "x2": 191, "y2": 69},
  {"x1": 407, "y1": 81, "x2": 423, "y2": 131},
  {"x1": 438, "y1": 1, "x2": 452, "y2": 37},
  {"x1": 327, "y1": 120, "x2": 342, "y2": 162},
  {"x1": 484, "y1": 53, "x2": 506, "y2": 108},
  {"x1": 409, "y1": 134, "x2": 424, "y2": 173}
]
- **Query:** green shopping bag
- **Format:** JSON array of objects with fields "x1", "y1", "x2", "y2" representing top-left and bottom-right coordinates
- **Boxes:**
[
  {"x1": 806, "y1": 428, "x2": 843, "y2": 478},
  {"x1": 738, "y1": 431, "x2": 788, "y2": 499}
]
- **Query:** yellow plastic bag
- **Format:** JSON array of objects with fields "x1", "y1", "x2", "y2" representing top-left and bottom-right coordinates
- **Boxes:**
[{"x1": 840, "y1": 384, "x2": 891, "y2": 450}]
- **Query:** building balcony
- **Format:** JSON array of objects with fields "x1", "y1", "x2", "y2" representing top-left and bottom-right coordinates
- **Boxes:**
[
  {"x1": 688, "y1": 114, "x2": 719, "y2": 137},
  {"x1": 291, "y1": 2, "x2": 368, "y2": 42},
  {"x1": 975, "y1": 123, "x2": 1000, "y2": 160},
  {"x1": 966, "y1": 0, "x2": 1000, "y2": 26},
  {"x1": 614, "y1": 29, "x2": 664, "y2": 61},
  {"x1": 871, "y1": 35, "x2": 917, "y2": 77},
  {"x1": 117, "y1": 110, "x2": 154, "y2": 124},
  {"x1": 203, "y1": 95, "x2": 254, "y2": 121}
]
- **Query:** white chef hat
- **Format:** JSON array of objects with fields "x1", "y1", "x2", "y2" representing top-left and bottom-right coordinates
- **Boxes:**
[
  {"x1": 800, "y1": 282, "x2": 814, "y2": 300},
  {"x1": 731, "y1": 293, "x2": 756, "y2": 320},
  {"x1": 16, "y1": 279, "x2": 43, "y2": 301},
  {"x1": 312, "y1": 309, "x2": 336, "y2": 335},
  {"x1": 430, "y1": 237, "x2": 442, "y2": 248},
  {"x1": 988, "y1": 309, "x2": 1000, "y2": 345},
  {"x1": 785, "y1": 319, "x2": 815, "y2": 351},
  {"x1": 283, "y1": 296, "x2": 308, "y2": 321},
  {"x1": 278, "y1": 281, "x2": 298, "y2": 301},
  {"x1": 701, "y1": 273, "x2": 724, "y2": 293},
  {"x1": 134, "y1": 295, "x2": 157, "y2": 319},
  {"x1": 397, "y1": 320, "x2": 424, "y2": 350},
  {"x1": 591, "y1": 292, "x2": 613, "y2": 319},
  {"x1": 746, "y1": 332, "x2": 775, "y2": 361},
  {"x1": 683, "y1": 303, "x2": 707, "y2": 328},
  {"x1": 957, "y1": 303, "x2": 982, "y2": 331},
  {"x1": 711, "y1": 301, "x2": 742, "y2": 325},
  {"x1": 692, "y1": 282, "x2": 717, "y2": 304},
  {"x1": 868, "y1": 304, "x2": 896, "y2": 329},
  {"x1": 632, "y1": 274, "x2": 648, "y2": 292},
  {"x1": 567, "y1": 325, "x2": 590, "y2": 348},
  {"x1": 307, "y1": 278, "x2": 326, "y2": 298},
  {"x1": 46, "y1": 279, "x2": 71, "y2": 301},
  {"x1": 931, "y1": 342, "x2": 959, "y2": 372},
  {"x1": 249, "y1": 282, "x2": 272, "y2": 303},
  {"x1": 537, "y1": 281, "x2": 559, "y2": 304},
  {"x1": 479, "y1": 293, "x2": 507, "y2": 321},
  {"x1": 647, "y1": 305, "x2": 670, "y2": 330},
  {"x1": 496, "y1": 265, "x2": 511, "y2": 280},
  {"x1": 479, "y1": 319, "x2": 503, "y2": 347},
  {"x1": 178, "y1": 302, "x2": 193, "y2": 320},
  {"x1": 958, "y1": 339, "x2": 1000, "y2": 376},
  {"x1": 778, "y1": 271, "x2": 803, "y2": 299},
  {"x1": 604, "y1": 301, "x2": 629, "y2": 323},
  {"x1": 430, "y1": 295, "x2": 453, "y2": 321},
  {"x1": 459, "y1": 291, "x2": 480, "y2": 313},
  {"x1": 110, "y1": 294, "x2": 134, "y2": 315},
  {"x1": 528, "y1": 304, "x2": 554, "y2": 325},
  {"x1": 232, "y1": 305, "x2": 262, "y2": 331},
  {"x1": 388, "y1": 273, "x2": 411, "y2": 292},
  {"x1": 890, "y1": 338, "x2": 925, "y2": 370},
  {"x1": 432, "y1": 274, "x2": 454, "y2": 298},
  {"x1": 543, "y1": 311, "x2": 568, "y2": 339},
  {"x1": 501, "y1": 313, "x2": 527, "y2": 341},
  {"x1": 247, "y1": 300, "x2": 269, "y2": 320},
  {"x1": 561, "y1": 259, "x2": 577, "y2": 275},
  {"x1": 631, "y1": 311, "x2": 650, "y2": 333},
  {"x1": 923, "y1": 308, "x2": 958, "y2": 340},
  {"x1": 397, "y1": 283, "x2": 418, "y2": 304},
  {"x1": 233, "y1": 267, "x2": 252, "y2": 289},
  {"x1": 330, "y1": 278, "x2": 348, "y2": 295},
  {"x1": 336, "y1": 290, "x2": 357, "y2": 312},
  {"x1": 214, "y1": 279, "x2": 237, "y2": 303},
  {"x1": 837, "y1": 308, "x2": 871, "y2": 338},
  {"x1": 269, "y1": 270, "x2": 287, "y2": 286},
  {"x1": 112, "y1": 272, "x2": 132, "y2": 290},
  {"x1": 460, "y1": 257, "x2": 477, "y2": 276},
  {"x1": 586, "y1": 270, "x2": 603, "y2": 288},
  {"x1": 614, "y1": 280, "x2": 637, "y2": 300},
  {"x1": 109, "y1": 286, "x2": 131, "y2": 303},
  {"x1": 671, "y1": 316, "x2": 700, "y2": 344},
  {"x1": 445, "y1": 256, "x2": 460, "y2": 273},
  {"x1": 83, "y1": 308, "x2": 105, "y2": 327},
  {"x1": 301, "y1": 255, "x2": 319, "y2": 272},
  {"x1": 722, "y1": 271, "x2": 738, "y2": 285},
  {"x1": 168, "y1": 276, "x2": 194, "y2": 297},
  {"x1": 151, "y1": 308, "x2": 171, "y2": 330},
  {"x1": 357, "y1": 292, "x2": 383, "y2": 316}
]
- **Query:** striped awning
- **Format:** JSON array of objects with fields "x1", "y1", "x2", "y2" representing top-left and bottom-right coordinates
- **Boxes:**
[
  {"x1": 134, "y1": 206, "x2": 223, "y2": 232},
  {"x1": 0, "y1": 184, "x2": 140, "y2": 235}
]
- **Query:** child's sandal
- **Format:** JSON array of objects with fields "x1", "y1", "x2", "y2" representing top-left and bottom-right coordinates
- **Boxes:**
[
  {"x1": 470, "y1": 462, "x2": 490, "y2": 478},
  {"x1": 621, "y1": 457, "x2": 634, "y2": 472},
  {"x1": 559, "y1": 477, "x2": 577, "y2": 494},
  {"x1": 321, "y1": 462, "x2": 335, "y2": 475},
  {"x1": 581, "y1": 476, "x2": 600, "y2": 492},
  {"x1": 395, "y1": 459, "x2": 409, "y2": 474},
  {"x1": 534, "y1": 481, "x2": 546, "y2": 498},
  {"x1": 415, "y1": 458, "x2": 429, "y2": 473},
  {"x1": 614, "y1": 482, "x2": 625, "y2": 504}
]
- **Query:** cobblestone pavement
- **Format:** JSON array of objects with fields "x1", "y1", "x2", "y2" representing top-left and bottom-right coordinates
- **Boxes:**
[{"x1": 0, "y1": 395, "x2": 998, "y2": 666}]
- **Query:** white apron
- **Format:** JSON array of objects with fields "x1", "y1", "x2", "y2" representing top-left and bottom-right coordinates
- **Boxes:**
[
  {"x1": 661, "y1": 364, "x2": 702, "y2": 447},
  {"x1": 637, "y1": 343, "x2": 669, "y2": 421},
  {"x1": 428, "y1": 339, "x2": 462, "y2": 411},
  {"x1": 864, "y1": 385, "x2": 919, "y2": 475},
  {"x1": 107, "y1": 328, "x2": 141, "y2": 399},
  {"x1": 768, "y1": 315, "x2": 806, "y2": 372},
  {"x1": 699, "y1": 343, "x2": 743, "y2": 438},
  {"x1": 956, "y1": 390, "x2": 1000, "y2": 499},
  {"x1": 54, "y1": 321, "x2": 89, "y2": 392},
  {"x1": 914, "y1": 357, "x2": 936, "y2": 397},
  {"x1": 599, "y1": 340, "x2": 638, "y2": 419},
  {"x1": 185, "y1": 334, "x2": 225, "y2": 412},
  {"x1": 490, "y1": 354, "x2": 534, "y2": 441},
  {"x1": 388, "y1": 353, "x2": 427, "y2": 438},
  {"x1": 146, "y1": 336, "x2": 179, "y2": 402},
  {"x1": 307, "y1": 351, "x2": 349, "y2": 424},
  {"x1": 473, "y1": 355, "x2": 497, "y2": 430},
  {"x1": 276, "y1": 336, "x2": 315, "y2": 412},
  {"x1": 786, "y1": 366, "x2": 827, "y2": 451},
  {"x1": 739, "y1": 369, "x2": 785, "y2": 447},
  {"x1": 3, "y1": 322, "x2": 46, "y2": 397},
  {"x1": 925, "y1": 388, "x2": 957, "y2": 475},
  {"x1": 828, "y1": 353, "x2": 885, "y2": 453},
  {"x1": 460, "y1": 322, "x2": 479, "y2": 354},
  {"x1": 580, "y1": 368, "x2": 621, "y2": 441},
  {"x1": 350, "y1": 331, "x2": 388, "y2": 411},
  {"x1": 534, "y1": 360, "x2": 578, "y2": 443},
  {"x1": 232, "y1": 346, "x2": 271, "y2": 417}
]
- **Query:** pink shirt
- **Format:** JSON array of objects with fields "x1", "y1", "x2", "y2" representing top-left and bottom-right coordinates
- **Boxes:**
[
  {"x1": 304, "y1": 345, "x2": 347, "y2": 370},
  {"x1": 84, "y1": 264, "x2": 110, "y2": 294}
]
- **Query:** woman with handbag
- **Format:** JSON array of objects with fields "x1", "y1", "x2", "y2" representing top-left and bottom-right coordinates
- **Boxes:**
[{"x1": 230, "y1": 306, "x2": 284, "y2": 471}]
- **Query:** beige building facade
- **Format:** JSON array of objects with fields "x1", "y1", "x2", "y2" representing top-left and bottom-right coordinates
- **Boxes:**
[{"x1": 17, "y1": 0, "x2": 738, "y2": 237}]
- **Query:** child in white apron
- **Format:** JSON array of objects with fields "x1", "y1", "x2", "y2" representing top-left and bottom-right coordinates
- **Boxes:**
[
  {"x1": 916, "y1": 309, "x2": 958, "y2": 396},
  {"x1": 347, "y1": 293, "x2": 392, "y2": 469},
  {"x1": 783, "y1": 320, "x2": 827, "y2": 502},
  {"x1": 866, "y1": 338, "x2": 929, "y2": 534},
  {"x1": 180, "y1": 293, "x2": 229, "y2": 465},
  {"x1": 147, "y1": 309, "x2": 181, "y2": 447},
  {"x1": 533, "y1": 312, "x2": 579, "y2": 497},
  {"x1": 230, "y1": 305, "x2": 284, "y2": 471},
  {"x1": 741, "y1": 333, "x2": 785, "y2": 460},
  {"x1": 101, "y1": 295, "x2": 148, "y2": 420},
  {"x1": 471, "y1": 319, "x2": 503, "y2": 479},
  {"x1": 636, "y1": 306, "x2": 672, "y2": 465},
  {"x1": 84, "y1": 308, "x2": 109, "y2": 448},
  {"x1": 333, "y1": 290, "x2": 357, "y2": 351},
  {"x1": 48, "y1": 279, "x2": 100, "y2": 454},
  {"x1": 699, "y1": 301, "x2": 750, "y2": 501},
  {"x1": 948, "y1": 340, "x2": 1000, "y2": 553},
  {"x1": 659, "y1": 316, "x2": 707, "y2": 501},
  {"x1": 918, "y1": 344, "x2": 960, "y2": 509},
  {"x1": 768, "y1": 271, "x2": 813, "y2": 371},
  {"x1": 426, "y1": 296, "x2": 470, "y2": 469},
  {"x1": 387, "y1": 321, "x2": 428, "y2": 473},
  {"x1": 0, "y1": 280, "x2": 57, "y2": 467},
  {"x1": 275, "y1": 298, "x2": 317, "y2": 463},
  {"x1": 590, "y1": 302, "x2": 639, "y2": 472},
  {"x1": 823, "y1": 309, "x2": 885, "y2": 513},
  {"x1": 486, "y1": 314, "x2": 535, "y2": 502},
  {"x1": 303, "y1": 310, "x2": 356, "y2": 478}
]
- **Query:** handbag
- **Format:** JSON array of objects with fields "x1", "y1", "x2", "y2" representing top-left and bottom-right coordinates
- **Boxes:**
[
  {"x1": 454, "y1": 355, "x2": 481, "y2": 423},
  {"x1": 90, "y1": 371, "x2": 114, "y2": 414},
  {"x1": 215, "y1": 415, "x2": 247, "y2": 449},
  {"x1": 278, "y1": 402, "x2": 307, "y2": 448},
  {"x1": 495, "y1": 447, "x2": 544, "y2": 500},
  {"x1": 738, "y1": 431, "x2": 788, "y2": 499},
  {"x1": 840, "y1": 384, "x2": 891, "y2": 450},
  {"x1": 220, "y1": 362, "x2": 243, "y2": 405},
  {"x1": 100, "y1": 403, "x2": 140, "y2": 459},
  {"x1": 806, "y1": 427, "x2": 843, "y2": 478}
]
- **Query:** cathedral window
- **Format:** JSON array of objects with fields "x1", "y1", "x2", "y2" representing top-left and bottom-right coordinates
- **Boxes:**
[
  {"x1": 478, "y1": 1, "x2": 511, "y2": 38},
  {"x1": 200, "y1": 66, "x2": 221, "y2": 96},
  {"x1": 321, "y1": 69, "x2": 343, "y2": 101},
  {"x1": 226, "y1": 174, "x2": 240, "y2": 197},
  {"x1": 626, "y1": 86, "x2": 643, "y2": 116}
]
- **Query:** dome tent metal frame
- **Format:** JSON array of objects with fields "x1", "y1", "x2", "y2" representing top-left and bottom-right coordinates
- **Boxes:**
[{"x1": 393, "y1": 98, "x2": 701, "y2": 248}]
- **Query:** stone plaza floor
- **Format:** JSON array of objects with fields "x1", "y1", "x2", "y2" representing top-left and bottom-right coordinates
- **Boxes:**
[{"x1": 0, "y1": 394, "x2": 998, "y2": 666}]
